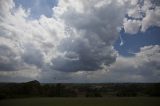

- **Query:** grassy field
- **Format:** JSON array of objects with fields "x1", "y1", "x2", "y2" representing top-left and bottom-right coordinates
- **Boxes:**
[{"x1": 0, "y1": 97, "x2": 160, "y2": 106}]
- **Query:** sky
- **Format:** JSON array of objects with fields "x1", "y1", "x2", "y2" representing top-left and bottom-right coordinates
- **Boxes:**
[{"x1": 0, "y1": 0, "x2": 160, "y2": 83}]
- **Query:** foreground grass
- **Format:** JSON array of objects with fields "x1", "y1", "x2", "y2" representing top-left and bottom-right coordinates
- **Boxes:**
[{"x1": 0, "y1": 97, "x2": 160, "y2": 106}]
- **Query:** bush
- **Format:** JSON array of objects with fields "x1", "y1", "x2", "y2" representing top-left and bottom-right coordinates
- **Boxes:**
[{"x1": 0, "y1": 93, "x2": 7, "y2": 100}]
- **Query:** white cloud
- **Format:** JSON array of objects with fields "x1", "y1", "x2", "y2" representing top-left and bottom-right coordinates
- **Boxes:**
[
  {"x1": 123, "y1": 0, "x2": 160, "y2": 34},
  {"x1": 109, "y1": 45, "x2": 160, "y2": 82},
  {"x1": 141, "y1": 6, "x2": 160, "y2": 31},
  {"x1": 123, "y1": 18, "x2": 141, "y2": 34},
  {"x1": 0, "y1": 0, "x2": 65, "y2": 77}
]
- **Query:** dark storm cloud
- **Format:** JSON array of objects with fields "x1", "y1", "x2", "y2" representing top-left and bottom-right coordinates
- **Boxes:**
[
  {"x1": 50, "y1": 0, "x2": 127, "y2": 72},
  {"x1": 22, "y1": 44, "x2": 44, "y2": 68},
  {"x1": 151, "y1": 0, "x2": 160, "y2": 6},
  {"x1": 51, "y1": 34, "x2": 117, "y2": 72},
  {"x1": 0, "y1": 45, "x2": 21, "y2": 71}
]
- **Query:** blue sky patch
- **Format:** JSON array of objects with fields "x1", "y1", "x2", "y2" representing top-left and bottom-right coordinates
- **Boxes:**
[
  {"x1": 114, "y1": 26, "x2": 160, "y2": 56},
  {"x1": 14, "y1": 0, "x2": 58, "y2": 19}
]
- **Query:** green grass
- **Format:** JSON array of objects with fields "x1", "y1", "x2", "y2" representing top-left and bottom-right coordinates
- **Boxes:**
[{"x1": 0, "y1": 97, "x2": 160, "y2": 106}]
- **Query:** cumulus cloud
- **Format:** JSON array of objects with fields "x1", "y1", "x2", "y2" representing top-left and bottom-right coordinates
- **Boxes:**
[
  {"x1": 0, "y1": 0, "x2": 63, "y2": 69},
  {"x1": 123, "y1": 18, "x2": 141, "y2": 34},
  {"x1": 123, "y1": 0, "x2": 160, "y2": 34},
  {"x1": 0, "y1": 0, "x2": 159, "y2": 82},
  {"x1": 109, "y1": 45, "x2": 160, "y2": 82},
  {"x1": 0, "y1": 45, "x2": 22, "y2": 71},
  {"x1": 51, "y1": 0, "x2": 129, "y2": 72},
  {"x1": 0, "y1": 0, "x2": 14, "y2": 17},
  {"x1": 40, "y1": 45, "x2": 160, "y2": 83},
  {"x1": 55, "y1": 45, "x2": 159, "y2": 83},
  {"x1": 22, "y1": 44, "x2": 44, "y2": 68},
  {"x1": 141, "y1": 6, "x2": 160, "y2": 31}
]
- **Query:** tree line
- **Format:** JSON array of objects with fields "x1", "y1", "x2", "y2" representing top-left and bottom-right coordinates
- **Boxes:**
[{"x1": 0, "y1": 80, "x2": 160, "y2": 99}]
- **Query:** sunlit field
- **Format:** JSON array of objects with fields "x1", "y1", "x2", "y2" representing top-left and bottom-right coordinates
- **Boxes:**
[{"x1": 0, "y1": 97, "x2": 160, "y2": 106}]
